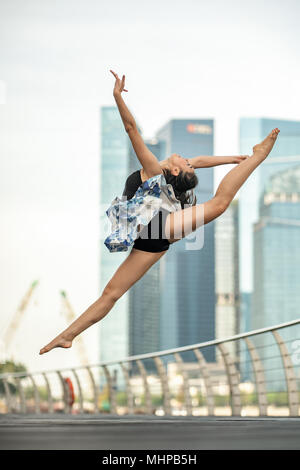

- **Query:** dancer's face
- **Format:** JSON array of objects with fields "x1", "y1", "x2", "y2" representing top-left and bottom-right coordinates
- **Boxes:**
[{"x1": 168, "y1": 154, "x2": 195, "y2": 176}]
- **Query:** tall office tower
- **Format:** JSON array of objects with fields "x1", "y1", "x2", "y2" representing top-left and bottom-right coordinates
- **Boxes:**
[
  {"x1": 156, "y1": 120, "x2": 216, "y2": 362},
  {"x1": 252, "y1": 165, "x2": 300, "y2": 390},
  {"x1": 215, "y1": 199, "x2": 240, "y2": 362},
  {"x1": 238, "y1": 118, "x2": 300, "y2": 327},
  {"x1": 128, "y1": 138, "x2": 163, "y2": 374},
  {"x1": 99, "y1": 107, "x2": 131, "y2": 366}
]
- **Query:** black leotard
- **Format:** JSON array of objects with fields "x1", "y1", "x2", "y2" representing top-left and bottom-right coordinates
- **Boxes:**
[{"x1": 122, "y1": 170, "x2": 171, "y2": 253}]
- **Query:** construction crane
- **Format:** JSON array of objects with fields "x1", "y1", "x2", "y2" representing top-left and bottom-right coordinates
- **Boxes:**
[
  {"x1": 3, "y1": 280, "x2": 39, "y2": 353},
  {"x1": 60, "y1": 290, "x2": 90, "y2": 366}
]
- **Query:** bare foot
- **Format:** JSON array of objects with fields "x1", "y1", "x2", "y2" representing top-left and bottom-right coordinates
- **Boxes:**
[
  {"x1": 252, "y1": 128, "x2": 280, "y2": 160},
  {"x1": 39, "y1": 335, "x2": 72, "y2": 355}
]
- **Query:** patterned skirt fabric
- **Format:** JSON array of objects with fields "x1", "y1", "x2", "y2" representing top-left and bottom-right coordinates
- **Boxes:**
[{"x1": 104, "y1": 173, "x2": 183, "y2": 253}]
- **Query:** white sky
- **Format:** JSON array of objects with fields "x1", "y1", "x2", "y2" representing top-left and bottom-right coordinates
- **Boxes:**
[{"x1": 0, "y1": 0, "x2": 299, "y2": 373}]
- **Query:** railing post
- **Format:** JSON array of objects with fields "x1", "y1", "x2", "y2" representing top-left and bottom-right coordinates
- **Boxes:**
[
  {"x1": 136, "y1": 360, "x2": 152, "y2": 414},
  {"x1": 71, "y1": 368, "x2": 84, "y2": 413},
  {"x1": 27, "y1": 374, "x2": 40, "y2": 414},
  {"x1": 244, "y1": 337, "x2": 268, "y2": 416},
  {"x1": 218, "y1": 343, "x2": 242, "y2": 416},
  {"x1": 272, "y1": 330, "x2": 299, "y2": 416},
  {"x1": 153, "y1": 356, "x2": 171, "y2": 415},
  {"x1": 102, "y1": 365, "x2": 116, "y2": 414},
  {"x1": 173, "y1": 352, "x2": 193, "y2": 415},
  {"x1": 119, "y1": 362, "x2": 134, "y2": 414},
  {"x1": 2, "y1": 378, "x2": 13, "y2": 413},
  {"x1": 15, "y1": 377, "x2": 26, "y2": 413},
  {"x1": 86, "y1": 366, "x2": 99, "y2": 413},
  {"x1": 42, "y1": 372, "x2": 53, "y2": 413},
  {"x1": 193, "y1": 348, "x2": 215, "y2": 415}
]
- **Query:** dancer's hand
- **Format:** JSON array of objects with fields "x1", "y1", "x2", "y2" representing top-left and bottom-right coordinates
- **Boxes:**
[
  {"x1": 232, "y1": 155, "x2": 250, "y2": 163},
  {"x1": 110, "y1": 70, "x2": 128, "y2": 96}
]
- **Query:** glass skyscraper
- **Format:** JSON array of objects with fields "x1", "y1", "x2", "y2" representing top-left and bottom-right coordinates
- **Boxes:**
[
  {"x1": 156, "y1": 119, "x2": 216, "y2": 362},
  {"x1": 239, "y1": 118, "x2": 300, "y2": 295},
  {"x1": 215, "y1": 199, "x2": 240, "y2": 361},
  {"x1": 252, "y1": 165, "x2": 300, "y2": 389},
  {"x1": 128, "y1": 138, "x2": 163, "y2": 373},
  {"x1": 99, "y1": 107, "x2": 131, "y2": 364},
  {"x1": 238, "y1": 118, "x2": 300, "y2": 387}
]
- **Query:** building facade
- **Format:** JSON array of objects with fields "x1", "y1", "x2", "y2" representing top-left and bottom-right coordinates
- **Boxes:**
[
  {"x1": 156, "y1": 119, "x2": 216, "y2": 363},
  {"x1": 99, "y1": 107, "x2": 131, "y2": 367},
  {"x1": 238, "y1": 118, "x2": 300, "y2": 351},
  {"x1": 128, "y1": 138, "x2": 163, "y2": 374},
  {"x1": 252, "y1": 165, "x2": 300, "y2": 390},
  {"x1": 238, "y1": 118, "x2": 300, "y2": 295},
  {"x1": 215, "y1": 199, "x2": 240, "y2": 362}
]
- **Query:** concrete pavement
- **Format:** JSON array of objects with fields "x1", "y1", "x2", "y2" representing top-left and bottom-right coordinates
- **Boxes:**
[{"x1": 1, "y1": 414, "x2": 300, "y2": 450}]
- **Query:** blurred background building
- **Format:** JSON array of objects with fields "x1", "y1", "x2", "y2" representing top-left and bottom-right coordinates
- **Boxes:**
[
  {"x1": 238, "y1": 117, "x2": 300, "y2": 296},
  {"x1": 99, "y1": 107, "x2": 130, "y2": 367},
  {"x1": 238, "y1": 118, "x2": 300, "y2": 387},
  {"x1": 215, "y1": 199, "x2": 240, "y2": 362},
  {"x1": 156, "y1": 120, "x2": 216, "y2": 364},
  {"x1": 252, "y1": 165, "x2": 300, "y2": 389}
]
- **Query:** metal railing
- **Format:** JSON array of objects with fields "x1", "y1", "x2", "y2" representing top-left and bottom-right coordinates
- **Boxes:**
[{"x1": 1, "y1": 319, "x2": 300, "y2": 416}]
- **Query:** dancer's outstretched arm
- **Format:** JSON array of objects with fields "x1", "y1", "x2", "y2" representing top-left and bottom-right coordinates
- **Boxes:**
[
  {"x1": 188, "y1": 155, "x2": 249, "y2": 169},
  {"x1": 110, "y1": 69, "x2": 162, "y2": 178}
]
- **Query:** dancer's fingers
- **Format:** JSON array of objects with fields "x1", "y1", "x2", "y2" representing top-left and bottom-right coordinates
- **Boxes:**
[
  {"x1": 110, "y1": 70, "x2": 119, "y2": 79},
  {"x1": 121, "y1": 75, "x2": 128, "y2": 91}
]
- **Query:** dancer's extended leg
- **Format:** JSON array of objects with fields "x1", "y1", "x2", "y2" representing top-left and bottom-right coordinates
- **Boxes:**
[
  {"x1": 166, "y1": 128, "x2": 280, "y2": 241},
  {"x1": 39, "y1": 248, "x2": 166, "y2": 355}
]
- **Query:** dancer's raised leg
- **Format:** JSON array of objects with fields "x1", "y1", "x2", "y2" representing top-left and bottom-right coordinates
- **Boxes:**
[
  {"x1": 214, "y1": 127, "x2": 280, "y2": 203},
  {"x1": 166, "y1": 128, "x2": 280, "y2": 241}
]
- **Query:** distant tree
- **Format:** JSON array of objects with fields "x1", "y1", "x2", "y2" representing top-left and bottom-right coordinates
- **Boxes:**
[{"x1": 0, "y1": 360, "x2": 27, "y2": 395}]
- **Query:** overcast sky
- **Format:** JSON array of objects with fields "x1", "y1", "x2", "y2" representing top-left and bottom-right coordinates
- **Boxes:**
[{"x1": 1, "y1": 0, "x2": 299, "y2": 373}]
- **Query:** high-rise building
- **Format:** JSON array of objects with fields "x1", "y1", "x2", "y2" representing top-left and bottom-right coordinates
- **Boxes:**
[
  {"x1": 128, "y1": 138, "x2": 163, "y2": 374},
  {"x1": 156, "y1": 119, "x2": 216, "y2": 362},
  {"x1": 238, "y1": 118, "x2": 300, "y2": 386},
  {"x1": 99, "y1": 107, "x2": 131, "y2": 366},
  {"x1": 252, "y1": 165, "x2": 300, "y2": 389},
  {"x1": 239, "y1": 118, "x2": 300, "y2": 295},
  {"x1": 215, "y1": 199, "x2": 240, "y2": 361}
]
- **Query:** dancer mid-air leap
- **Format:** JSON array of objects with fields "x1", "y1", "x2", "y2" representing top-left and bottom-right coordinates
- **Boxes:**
[{"x1": 39, "y1": 70, "x2": 280, "y2": 355}]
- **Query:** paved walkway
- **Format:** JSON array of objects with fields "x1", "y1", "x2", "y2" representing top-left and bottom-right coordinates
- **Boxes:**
[{"x1": 1, "y1": 414, "x2": 300, "y2": 449}]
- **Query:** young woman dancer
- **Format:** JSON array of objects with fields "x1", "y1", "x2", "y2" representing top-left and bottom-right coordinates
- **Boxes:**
[{"x1": 39, "y1": 71, "x2": 280, "y2": 355}]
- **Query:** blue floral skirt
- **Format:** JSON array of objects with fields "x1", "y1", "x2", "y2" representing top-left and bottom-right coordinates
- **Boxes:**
[{"x1": 104, "y1": 173, "x2": 183, "y2": 253}]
